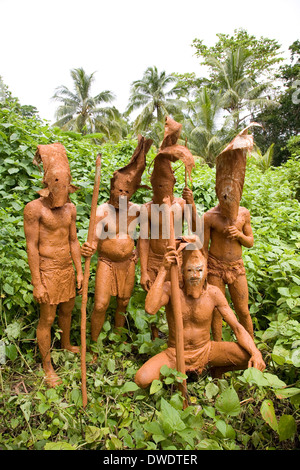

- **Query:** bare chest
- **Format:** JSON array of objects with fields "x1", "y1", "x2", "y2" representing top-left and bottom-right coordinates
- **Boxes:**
[
  {"x1": 179, "y1": 291, "x2": 214, "y2": 325},
  {"x1": 40, "y1": 206, "x2": 72, "y2": 232},
  {"x1": 211, "y1": 211, "x2": 246, "y2": 233}
]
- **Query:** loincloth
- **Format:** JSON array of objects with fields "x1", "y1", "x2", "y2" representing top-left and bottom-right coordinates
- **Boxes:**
[
  {"x1": 207, "y1": 253, "x2": 246, "y2": 285},
  {"x1": 39, "y1": 256, "x2": 76, "y2": 305},
  {"x1": 147, "y1": 248, "x2": 182, "y2": 286},
  {"x1": 164, "y1": 343, "x2": 211, "y2": 374},
  {"x1": 98, "y1": 252, "x2": 137, "y2": 297}
]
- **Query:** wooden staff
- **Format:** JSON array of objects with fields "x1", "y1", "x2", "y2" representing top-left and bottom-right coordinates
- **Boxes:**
[
  {"x1": 167, "y1": 204, "x2": 188, "y2": 409},
  {"x1": 81, "y1": 154, "x2": 102, "y2": 408}
]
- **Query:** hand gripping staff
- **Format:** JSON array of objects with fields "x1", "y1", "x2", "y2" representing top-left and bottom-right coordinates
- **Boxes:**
[
  {"x1": 81, "y1": 154, "x2": 102, "y2": 408},
  {"x1": 166, "y1": 198, "x2": 188, "y2": 409}
]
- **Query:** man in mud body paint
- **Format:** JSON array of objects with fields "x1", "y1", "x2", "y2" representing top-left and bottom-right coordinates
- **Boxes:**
[
  {"x1": 135, "y1": 240, "x2": 265, "y2": 388},
  {"x1": 24, "y1": 143, "x2": 83, "y2": 387}
]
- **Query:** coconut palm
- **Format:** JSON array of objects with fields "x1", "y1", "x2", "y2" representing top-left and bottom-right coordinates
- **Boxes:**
[
  {"x1": 126, "y1": 66, "x2": 186, "y2": 136},
  {"x1": 52, "y1": 68, "x2": 123, "y2": 140},
  {"x1": 251, "y1": 143, "x2": 275, "y2": 172},
  {"x1": 182, "y1": 87, "x2": 232, "y2": 166},
  {"x1": 206, "y1": 47, "x2": 277, "y2": 130}
]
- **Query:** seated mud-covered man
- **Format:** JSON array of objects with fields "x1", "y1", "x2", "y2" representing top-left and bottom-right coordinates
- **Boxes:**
[{"x1": 135, "y1": 239, "x2": 265, "y2": 388}]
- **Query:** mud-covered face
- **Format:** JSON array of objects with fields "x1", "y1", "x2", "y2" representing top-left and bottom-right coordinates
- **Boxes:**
[
  {"x1": 151, "y1": 177, "x2": 175, "y2": 201},
  {"x1": 45, "y1": 169, "x2": 71, "y2": 208},
  {"x1": 110, "y1": 180, "x2": 132, "y2": 209},
  {"x1": 182, "y1": 251, "x2": 207, "y2": 296},
  {"x1": 216, "y1": 180, "x2": 240, "y2": 220}
]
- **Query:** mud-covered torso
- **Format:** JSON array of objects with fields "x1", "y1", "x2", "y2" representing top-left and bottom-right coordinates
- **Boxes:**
[
  {"x1": 96, "y1": 202, "x2": 138, "y2": 262},
  {"x1": 37, "y1": 199, "x2": 73, "y2": 262},
  {"x1": 205, "y1": 206, "x2": 248, "y2": 262},
  {"x1": 165, "y1": 285, "x2": 216, "y2": 350},
  {"x1": 144, "y1": 197, "x2": 185, "y2": 255}
]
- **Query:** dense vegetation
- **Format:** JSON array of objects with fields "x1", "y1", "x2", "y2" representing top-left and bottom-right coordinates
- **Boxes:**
[{"x1": 0, "y1": 29, "x2": 299, "y2": 450}]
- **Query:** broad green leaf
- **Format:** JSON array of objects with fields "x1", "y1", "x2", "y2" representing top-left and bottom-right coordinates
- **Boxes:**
[
  {"x1": 144, "y1": 421, "x2": 165, "y2": 437},
  {"x1": 44, "y1": 442, "x2": 76, "y2": 450},
  {"x1": 160, "y1": 364, "x2": 171, "y2": 376},
  {"x1": 5, "y1": 344, "x2": 17, "y2": 361},
  {"x1": 107, "y1": 436, "x2": 123, "y2": 450},
  {"x1": 70, "y1": 388, "x2": 82, "y2": 407},
  {"x1": 38, "y1": 402, "x2": 50, "y2": 414},
  {"x1": 216, "y1": 419, "x2": 236, "y2": 439},
  {"x1": 275, "y1": 388, "x2": 300, "y2": 399},
  {"x1": 291, "y1": 348, "x2": 300, "y2": 367},
  {"x1": 215, "y1": 386, "x2": 241, "y2": 416},
  {"x1": 263, "y1": 372, "x2": 286, "y2": 388},
  {"x1": 164, "y1": 377, "x2": 174, "y2": 384},
  {"x1": 203, "y1": 405, "x2": 215, "y2": 418},
  {"x1": 20, "y1": 401, "x2": 31, "y2": 422},
  {"x1": 5, "y1": 321, "x2": 21, "y2": 340},
  {"x1": 150, "y1": 379, "x2": 163, "y2": 394},
  {"x1": 3, "y1": 283, "x2": 14, "y2": 295},
  {"x1": 121, "y1": 381, "x2": 139, "y2": 393},
  {"x1": 197, "y1": 438, "x2": 222, "y2": 450},
  {"x1": 271, "y1": 354, "x2": 286, "y2": 365},
  {"x1": 177, "y1": 428, "x2": 198, "y2": 446},
  {"x1": 85, "y1": 426, "x2": 102, "y2": 443},
  {"x1": 278, "y1": 287, "x2": 290, "y2": 297},
  {"x1": 205, "y1": 382, "x2": 219, "y2": 399},
  {"x1": 159, "y1": 398, "x2": 186, "y2": 435},
  {"x1": 278, "y1": 415, "x2": 297, "y2": 441},
  {"x1": 107, "y1": 358, "x2": 115, "y2": 373},
  {"x1": 260, "y1": 399, "x2": 278, "y2": 431}
]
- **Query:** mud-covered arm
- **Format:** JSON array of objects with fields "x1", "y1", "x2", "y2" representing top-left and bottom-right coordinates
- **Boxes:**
[
  {"x1": 144, "y1": 247, "x2": 176, "y2": 315},
  {"x1": 202, "y1": 212, "x2": 212, "y2": 256},
  {"x1": 69, "y1": 204, "x2": 83, "y2": 290},
  {"x1": 81, "y1": 205, "x2": 106, "y2": 257},
  {"x1": 227, "y1": 210, "x2": 254, "y2": 248},
  {"x1": 23, "y1": 202, "x2": 49, "y2": 303},
  {"x1": 182, "y1": 187, "x2": 198, "y2": 233},
  {"x1": 139, "y1": 204, "x2": 151, "y2": 290},
  {"x1": 145, "y1": 267, "x2": 171, "y2": 315}
]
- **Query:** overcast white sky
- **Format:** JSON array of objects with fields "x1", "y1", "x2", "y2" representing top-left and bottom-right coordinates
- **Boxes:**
[{"x1": 1, "y1": 0, "x2": 299, "y2": 123}]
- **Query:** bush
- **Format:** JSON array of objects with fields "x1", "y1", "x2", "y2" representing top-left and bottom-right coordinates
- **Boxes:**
[{"x1": 0, "y1": 101, "x2": 299, "y2": 450}]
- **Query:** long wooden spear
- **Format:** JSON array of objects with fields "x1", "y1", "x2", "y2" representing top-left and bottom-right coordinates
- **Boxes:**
[
  {"x1": 167, "y1": 203, "x2": 188, "y2": 409},
  {"x1": 81, "y1": 154, "x2": 102, "y2": 408}
]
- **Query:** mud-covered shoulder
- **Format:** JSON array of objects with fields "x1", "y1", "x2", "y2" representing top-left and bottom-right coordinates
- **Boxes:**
[
  {"x1": 23, "y1": 198, "x2": 43, "y2": 219},
  {"x1": 206, "y1": 283, "x2": 227, "y2": 304}
]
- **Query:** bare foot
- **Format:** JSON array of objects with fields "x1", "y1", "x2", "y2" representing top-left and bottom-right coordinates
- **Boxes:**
[
  {"x1": 63, "y1": 344, "x2": 80, "y2": 353},
  {"x1": 44, "y1": 369, "x2": 62, "y2": 388}
]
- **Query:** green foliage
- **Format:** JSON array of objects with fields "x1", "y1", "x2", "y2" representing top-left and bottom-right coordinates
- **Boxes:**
[
  {"x1": 52, "y1": 67, "x2": 127, "y2": 142},
  {"x1": 253, "y1": 40, "x2": 300, "y2": 165},
  {"x1": 0, "y1": 86, "x2": 299, "y2": 451},
  {"x1": 125, "y1": 66, "x2": 185, "y2": 141},
  {"x1": 192, "y1": 28, "x2": 283, "y2": 81}
]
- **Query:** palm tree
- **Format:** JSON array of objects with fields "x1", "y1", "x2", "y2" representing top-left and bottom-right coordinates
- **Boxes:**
[
  {"x1": 182, "y1": 87, "x2": 232, "y2": 166},
  {"x1": 126, "y1": 66, "x2": 185, "y2": 136},
  {"x1": 206, "y1": 47, "x2": 277, "y2": 130},
  {"x1": 251, "y1": 143, "x2": 275, "y2": 172},
  {"x1": 52, "y1": 68, "x2": 123, "y2": 140}
]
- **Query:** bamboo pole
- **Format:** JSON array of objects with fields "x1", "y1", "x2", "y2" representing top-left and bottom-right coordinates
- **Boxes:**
[
  {"x1": 167, "y1": 206, "x2": 188, "y2": 409},
  {"x1": 81, "y1": 154, "x2": 102, "y2": 408}
]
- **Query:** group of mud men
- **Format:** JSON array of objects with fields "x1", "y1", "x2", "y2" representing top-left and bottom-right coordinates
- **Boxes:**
[{"x1": 24, "y1": 117, "x2": 265, "y2": 390}]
